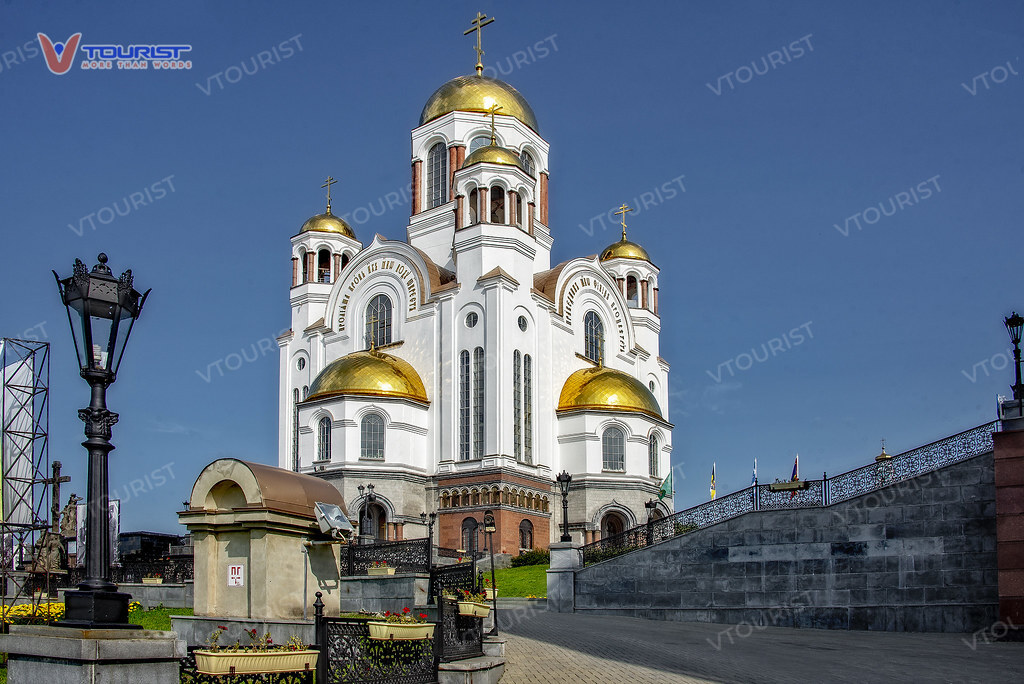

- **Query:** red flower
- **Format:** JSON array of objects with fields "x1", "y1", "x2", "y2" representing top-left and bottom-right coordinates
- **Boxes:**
[
  {"x1": 402, "y1": 607, "x2": 410, "y2": 613},
  {"x1": 384, "y1": 611, "x2": 391, "y2": 616},
  {"x1": 217, "y1": 625, "x2": 227, "y2": 630},
  {"x1": 419, "y1": 614, "x2": 427, "y2": 620}
]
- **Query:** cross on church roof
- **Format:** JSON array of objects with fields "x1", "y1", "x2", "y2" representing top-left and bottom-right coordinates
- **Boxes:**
[
  {"x1": 486, "y1": 103, "x2": 503, "y2": 145},
  {"x1": 321, "y1": 176, "x2": 337, "y2": 214},
  {"x1": 614, "y1": 204, "x2": 633, "y2": 241},
  {"x1": 464, "y1": 11, "x2": 495, "y2": 76}
]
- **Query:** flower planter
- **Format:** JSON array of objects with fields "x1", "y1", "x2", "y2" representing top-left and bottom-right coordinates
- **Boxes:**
[
  {"x1": 194, "y1": 650, "x2": 319, "y2": 675},
  {"x1": 141, "y1": 577, "x2": 163, "y2": 584},
  {"x1": 367, "y1": 621, "x2": 435, "y2": 641},
  {"x1": 367, "y1": 566, "x2": 396, "y2": 576},
  {"x1": 484, "y1": 588, "x2": 498, "y2": 600},
  {"x1": 457, "y1": 601, "x2": 491, "y2": 618}
]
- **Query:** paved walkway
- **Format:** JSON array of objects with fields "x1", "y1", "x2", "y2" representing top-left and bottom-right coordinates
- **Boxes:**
[{"x1": 494, "y1": 607, "x2": 1024, "y2": 683}]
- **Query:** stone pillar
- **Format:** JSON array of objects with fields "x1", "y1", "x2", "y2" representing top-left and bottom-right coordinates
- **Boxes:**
[
  {"x1": 291, "y1": 257, "x2": 298, "y2": 287},
  {"x1": 333, "y1": 254, "x2": 341, "y2": 283},
  {"x1": 305, "y1": 252, "x2": 314, "y2": 284},
  {"x1": 455, "y1": 194, "x2": 464, "y2": 230},
  {"x1": 527, "y1": 202, "x2": 535, "y2": 235},
  {"x1": 448, "y1": 146, "x2": 458, "y2": 200},
  {"x1": 617, "y1": 277, "x2": 625, "y2": 296},
  {"x1": 480, "y1": 187, "x2": 489, "y2": 223},
  {"x1": 411, "y1": 160, "x2": 422, "y2": 216},
  {"x1": 641, "y1": 279, "x2": 649, "y2": 309},
  {"x1": 455, "y1": 144, "x2": 466, "y2": 169},
  {"x1": 995, "y1": 422, "x2": 1024, "y2": 628},
  {"x1": 508, "y1": 190, "x2": 518, "y2": 227},
  {"x1": 546, "y1": 542, "x2": 579, "y2": 613},
  {"x1": 540, "y1": 172, "x2": 549, "y2": 225},
  {"x1": 653, "y1": 287, "x2": 659, "y2": 314}
]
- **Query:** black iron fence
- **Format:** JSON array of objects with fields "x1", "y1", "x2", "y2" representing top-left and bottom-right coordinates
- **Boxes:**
[
  {"x1": 428, "y1": 562, "x2": 477, "y2": 605},
  {"x1": 179, "y1": 647, "x2": 314, "y2": 684},
  {"x1": 581, "y1": 420, "x2": 999, "y2": 567},
  {"x1": 345, "y1": 538, "x2": 431, "y2": 576}
]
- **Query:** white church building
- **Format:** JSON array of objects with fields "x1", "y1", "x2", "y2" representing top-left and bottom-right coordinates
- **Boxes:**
[{"x1": 277, "y1": 22, "x2": 673, "y2": 553}]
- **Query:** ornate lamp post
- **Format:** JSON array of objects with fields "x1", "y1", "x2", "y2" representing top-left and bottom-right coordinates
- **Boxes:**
[
  {"x1": 358, "y1": 483, "x2": 377, "y2": 545},
  {"x1": 53, "y1": 254, "x2": 149, "y2": 627},
  {"x1": 420, "y1": 511, "x2": 437, "y2": 565},
  {"x1": 555, "y1": 471, "x2": 572, "y2": 542},
  {"x1": 483, "y1": 510, "x2": 498, "y2": 636},
  {"x1": 1005, "y1": 312, "x2": 1023, "y2": 402}
]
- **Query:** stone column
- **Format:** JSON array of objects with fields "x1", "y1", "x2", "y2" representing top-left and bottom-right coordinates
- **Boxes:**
[
  {"x1": 653, "y1": 287, "x2": 659, "y2": 314},
  {"x1": 508, "y1": 190, "x2": 518, "y2": 227},
  {"x1": 995, "y1": 420, "x2": 1024, "y2": 628},
  {"x1": 305, "y1": 252, "x2": 314, "y2": 284},
  {"x1": 455, "y1": 194, "x2": 464, "y2": 230},
  {"x1": 540, "y1": 172, "x2": 549, "y2": 225},
  {"x1": 641, "y1": 279, "x2": 649, "y2": 309},
  {"x1": 448, "y1": 146, "x2": 458, "y2": 201},
  {"x1": 411, "y1": 160, "x2": 422, "y2": 216},
  {"x1": 546, "y1": 542, "x2": 579, "y2": 613},
  {"x1": 527, "y1": 202, "x2": 535, "y2": 235},
  {"x1": 291, "y1": 257, "x2": 298, "y2": 287},
  {"x1": 480, "y1": 187, "x2": 489, "y2": 223},
  {"x1": 333, "y1": 254, "x2": 341, "y2": 282}
]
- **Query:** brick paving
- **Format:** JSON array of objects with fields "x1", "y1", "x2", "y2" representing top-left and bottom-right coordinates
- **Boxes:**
[{"x1": 495, "y1": 607, "x2": 1024, "y2": 683}]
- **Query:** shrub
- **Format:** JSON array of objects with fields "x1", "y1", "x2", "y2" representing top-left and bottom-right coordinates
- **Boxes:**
[{"x1": 510, "y1": 549, "x2": 550, "y2": 567}]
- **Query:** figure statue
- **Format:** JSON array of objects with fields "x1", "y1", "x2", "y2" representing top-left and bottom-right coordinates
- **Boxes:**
[
  {"x1": 60, "y1": 493, "x2": 82, "y2": 539},
  {"x1": 30, "y1": 531, "x2": 65, "y2": 573}
]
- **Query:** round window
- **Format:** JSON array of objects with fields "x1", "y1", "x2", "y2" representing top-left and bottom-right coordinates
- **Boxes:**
[
  {"x1": 518, "y1": 316, "x2": 528, "y2": 332},
  {"x1": 297, "y1": 358, "x2": 306, "y2": 371},
  {"x1": 466, "y1": 312, "x2": 479, "y2": 328}
]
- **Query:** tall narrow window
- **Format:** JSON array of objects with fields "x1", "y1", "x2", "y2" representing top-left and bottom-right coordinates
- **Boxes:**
[
  {"x1": 361, "y1": 414, "x2": 385, "y2": 460},
  {"x1": 524, "y1": 354, "x2": 533, "y2": 464},
  {"x1": 515, "y1": 193, "x2": 523, "y2": 227},
  {"x1": 602, "y1": 427, "x2": 624, "y2": 471},
  {"x1": 519, "y1": 519, "x2": 534, "y2": 550},
  {"x1": 584, "y1": 311, "x2": 604, "y2": 364},
  {"x1": 513, "y1": 351, "x2": 522, "y2": 461},
  {"x1": 469, "y1": 188, "x2": 479, "y2": 224},
  {"x1": 318, "y1": 249, "x2": 331, "y2": 283},
  {"x1": 626, "y1": 276, "x2": 639, "y2": 308},
  {"x1": 317, "y1": 416, "x2": 332, "y2": 461},
  {"x1": 459, "y1": 350, "x2": 470, "y2": 461},
  {"x1": 300, "y1": 249, "x2": 309, "y2": 283},
  {"x1": 520, "y1": 151, "x2": 535, "y2": 177},
  {"x1": 366, "y1": 294, "x2": 392, "y2": 347},
  {"x1": 427, "y1": 142, "x2": 448, "y2": 209},
  {"x1": 292, "y1": 389, "x2": 300, "y2": 471},
  {"x1": 648, "y1": 435, "x2": 659, "y2": 477},
  {"x1": 490, "y1": 186, "x2": 505, "y2": 223},
  {"x1": 473, "y1": 347, "x2": 485, "y2": 459}
]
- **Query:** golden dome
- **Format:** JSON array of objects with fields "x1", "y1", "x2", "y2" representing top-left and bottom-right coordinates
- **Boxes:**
[
  {"x1": 304, "y1": 350, "x2": 428, "y2": 404},
  {"x1": 557, "y1": 366, "x2": 662, "y2": 419},
  {"x1": 300, "y1": 210, "x2": 355, "y2": 239},
  {"x1": 600, "y1": 238, "x2": 652, "y2": 263},
  {"x1": 420, "y1": 74, "x2": 539, "y2": 132},
  {"x1": 462, "y1": 144, "x2": 528, "y2": 172}
]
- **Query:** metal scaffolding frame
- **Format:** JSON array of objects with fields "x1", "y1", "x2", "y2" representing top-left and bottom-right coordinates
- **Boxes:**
[{"x1": 1, "y1": 338, "x2": 53, "y2": 617}]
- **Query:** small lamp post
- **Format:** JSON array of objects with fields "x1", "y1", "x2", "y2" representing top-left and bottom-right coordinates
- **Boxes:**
[
  {"x1": 644, "y1": 499, "x2": 657, "y2": 546},
  {"x1": 53, "y1": 253, "x2": 149, "y2": 628},
  {"x1": 555, "y1": 471, "x2": 572, "y2": 543},
  {"x1": 358, "y1": 484, "x2": 377, "y2": 545},
  {"x1": 1005, "y1": 312, "x2": 1023, "y2": 402},
  {"x1": 483, "y1": 510, "x2": 498, "y2": 636},
  {"x1": 420, "y1": 511, "x2": 437, "y2": 566}
]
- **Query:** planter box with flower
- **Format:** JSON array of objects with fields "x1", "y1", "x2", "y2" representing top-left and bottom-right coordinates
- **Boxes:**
[
  {"x1": 457, "y1": 590, "x2": 491, "y2": 618},
  {"x1": 367, "y1": 560, "x2": 396, "y2": 576},
  {"x1": 142, "y1": 574, "x2": 163, "y2": 585},
  {"x1": 484, "y1": 579, "x2": 497, "y2": 600},
  {"x1": 194, "y1": 627, "x2": 318, "y2": 675},
  {"x1": 367, "y1": 607, "x2": 435, "y2": 641}
]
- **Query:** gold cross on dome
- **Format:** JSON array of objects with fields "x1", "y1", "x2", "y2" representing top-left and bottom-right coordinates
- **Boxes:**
[
  {"x1": 367, "y1": 312, "x2": 379, "y2": 350},
  {"x1": 486, "y1": 103, "x2": 503, "y2": 145},
  {"x1": 464, "y1": 11, "x2": 495, "y2": 76},
  {"x1": 321, "y1": 176, "x2": 337, "y2": 213},
  {"x1": 614, "y1": 204, "x2": 633, "y2": 241}
]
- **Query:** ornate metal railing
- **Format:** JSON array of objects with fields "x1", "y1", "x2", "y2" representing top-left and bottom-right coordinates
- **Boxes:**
[
  {"x1": 436, "y1": 596, "x2": 484, "y2": 662},
  {"x1": 346, "y1": 538, "x2": 431, "y2": 576},
  {"x1": 179, "y1": 647, "x2": 314, "y2": 683},
  {"x1": 580, "y1": 420, "x2": 998, "y2": 567},
  {"x1": 47, "y1": 558, "x2": 194, "y2": 588},
  {"x1": 429, "y1": 562, "x2": 477, "y2": 604},
  {"x1": 315, "y1": 617, "x2": 436, "y2": 684}
]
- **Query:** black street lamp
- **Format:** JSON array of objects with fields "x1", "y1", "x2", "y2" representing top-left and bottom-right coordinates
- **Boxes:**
[
  {"x1": 358, "y1": 483, "x2": 377, "y2": 545},
  {"x1": 483, "y1": 511, "x2": 498, "y2": 636},
  {"x1": 53, "y1": 253, "x2": 149, "y2": 628},
  {"x1": 420, "y1": 511, "x2": 437, "y2": 565},
  {"x1": 1006, "y1": 312, "x2": 1023, "y2": 401},
  {"x1": 555, "y1": 471, "x2": 572, "y2": 543}
]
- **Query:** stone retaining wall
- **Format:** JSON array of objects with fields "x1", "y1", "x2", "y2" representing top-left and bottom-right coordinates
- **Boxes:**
[{"x1": 574, "y1": 452, "x2": 998, "y2": 632}]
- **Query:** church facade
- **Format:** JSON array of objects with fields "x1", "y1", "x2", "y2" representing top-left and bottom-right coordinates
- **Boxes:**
[{"x1": 277, "y1": 29, "x2": 673, "y2": 554}]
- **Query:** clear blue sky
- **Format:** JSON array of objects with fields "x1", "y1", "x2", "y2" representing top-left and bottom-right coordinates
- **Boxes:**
[{"x1": 2, "y1": 1, "x2": 1022, "y2": 533}]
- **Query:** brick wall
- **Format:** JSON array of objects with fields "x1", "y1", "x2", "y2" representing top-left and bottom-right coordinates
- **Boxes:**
[
  {"x1": 574, "y1": 452, "x2": 998, "y2": 632},
  {"x1": 438, "y1": 509, "x2": 550, "y2": 555}
]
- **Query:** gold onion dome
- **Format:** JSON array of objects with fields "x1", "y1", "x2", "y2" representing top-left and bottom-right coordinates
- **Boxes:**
[
  {"x1": 304, "y1": 350, "x2": 428, "y2": 404},
  {"x1": 299, "y1": 209, "x2": 355, "y2": 239},
  {"x1": 600, "y1": 238, "x2": 652, "y2": 264},
  {"x1": 420, "y1": 74, "x2": 539, "y2": 132},
  {"x1": 557, "y1": 366, "x2": 662, "y2": 419},
  {"x1": 462, "y1": 144, "x2": 528, "y2": 172}
]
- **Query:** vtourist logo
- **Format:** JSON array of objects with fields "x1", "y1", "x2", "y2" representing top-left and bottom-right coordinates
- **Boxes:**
[{"x1": 37, "y1": 32, "x2": 192, "y2": 74}]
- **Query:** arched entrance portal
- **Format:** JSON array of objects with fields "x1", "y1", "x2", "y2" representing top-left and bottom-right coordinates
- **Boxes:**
[
  {"x1": 461, "y1": 517, "x2": 479, "y2": 554},
  {"x1": 600, "y1": 511, "x2": 626, "y2": 540},
  {"x1": 362, "y1": 502, "x2": 387, "y2": 541}
]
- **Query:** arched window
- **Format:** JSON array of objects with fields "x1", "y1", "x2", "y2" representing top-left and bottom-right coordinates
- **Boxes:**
[
  {"x1": 318, "y1": 249, "x2": 331, "y2": 283},
  {"x1": 300, "y1": 249, "x2": 309, "y2": 283},
  {"x1": 648, "y1": 435, "x2": 659, "y2": 478},
  {"x1": 427, "y1": 142, "x2": 448, "y2": 209},
  {"x1": 490, "y1": 186, "x2": 505, "y2": 223},
  {"x1": 513, "y1": 351, "x2": 522, "y2": 461},
  {"x1": 341, "y1": 253, "x2": 350, "y2": 271},
  {"x1": 459, "y1": 350, "x2": 470, "y2": 461},
  {"x1": 473, "y1": 347, "x2": 485, "y2": 458},
  {"x1": 441, "y1": 492, "x2": 450, "y2": 508},
  {"x1": 520, "y1": 151, "x2": 535, "y2": 177},
  {"x1": 524, "y1": 354, "x2": 533, "y2": 464},
  {"x1": 292, "y1": 389, "x2": 300, "y2": 471},
  {"x1": 360, "y1": 414, "x2": 385, "y2": 460},
  {"x1": 626, "y1": 276, "x2": 639, "y2": 308},
  {"x1": 602, "y1": 426, "x2": 624, "y2": 471},
  {"x1": 584, "y1": 311, "x2": 604, "y2": 364},
  {"x1": 461, "y1": 517, "x2": 479, "y2": 553},
  {"x1": 519, "y1": 520, "x2": 534, "y2": 550},
  {"x1": 469, "y1": 136, "x2": 490, "y2": 154},
  {"x1": 366, "y1": 294, "x2": 392, "y2": 347},
  {"x1": 515, "y1": 193, "x2": 523, "y2": 227},
  {"x1": 317, "y1": 416, "x2": 332, "y2": 461},
  {"x1": 601, "y1": 512, "x2": 625, "y2": 539},
  {"x1": 469, "y1": 188, "x2": 479, "y2": 224}
]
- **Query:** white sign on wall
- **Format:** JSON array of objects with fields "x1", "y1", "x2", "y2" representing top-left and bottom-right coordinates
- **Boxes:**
[{"x1": 227, "y1": 564, "x2": 244, "y2": 587}]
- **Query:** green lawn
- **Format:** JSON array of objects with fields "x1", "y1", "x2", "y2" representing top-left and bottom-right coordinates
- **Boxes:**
[
  {"x1": 130, "y1": 606, "x2": 194, "y2": 631},
  {"x1": 491, "y1": 564, "x2": 548, "y2": 597}
]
